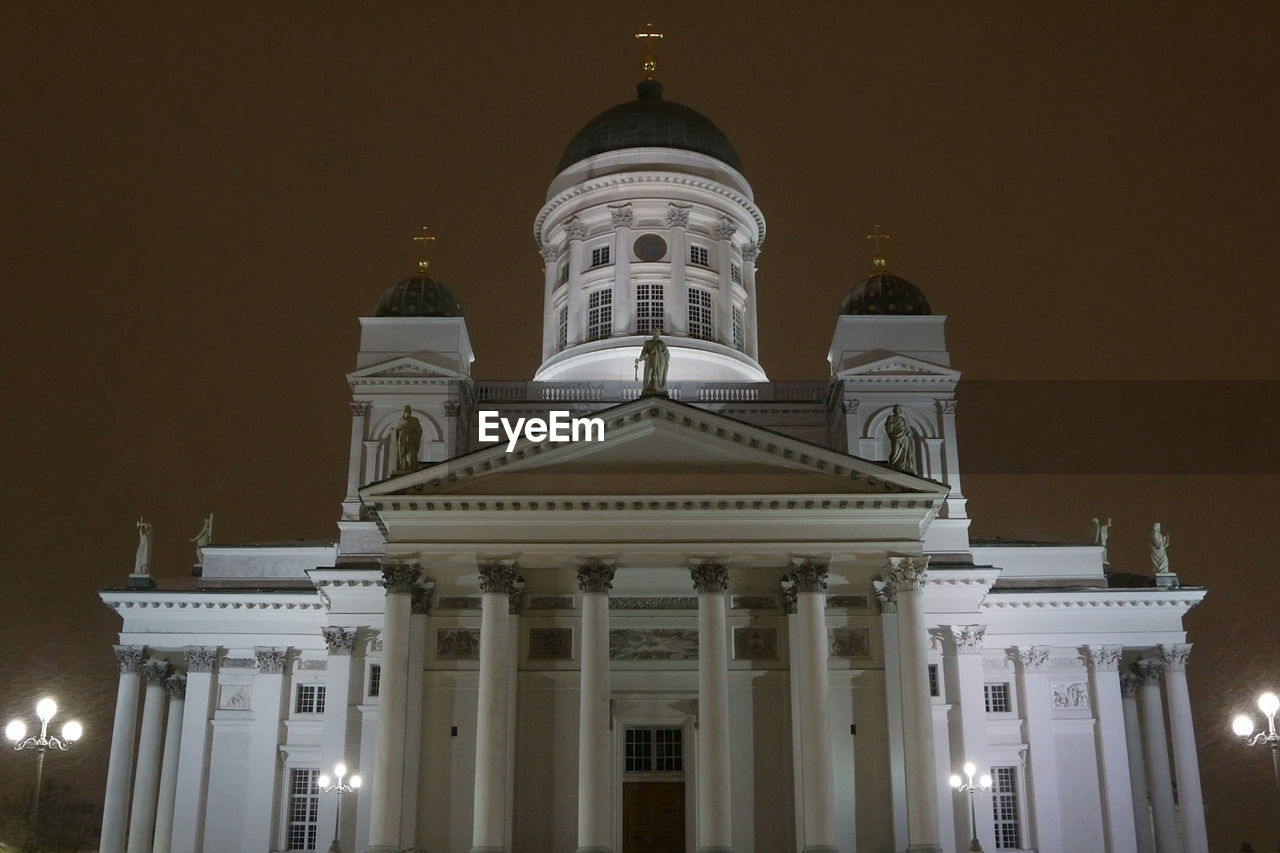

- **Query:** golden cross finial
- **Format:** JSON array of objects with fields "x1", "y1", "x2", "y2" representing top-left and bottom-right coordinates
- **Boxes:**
[
  {"x1": 634, "y1": 23, "x2": 664, "y2": 79},
  {"x1": 413, "y1": 225, "x2": 436, "y2": 273},
  {"x1": 866, "y1": 225, "x2": 891, "y2": 271}
]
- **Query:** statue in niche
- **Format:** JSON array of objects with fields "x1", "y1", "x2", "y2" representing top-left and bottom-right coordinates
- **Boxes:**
[
  {"x1": 1149, "y1": 522, "x2": 1171, "y2": 574},
  {"x1": 190, "y1": 513, "x2": 214, "y2": 566},
  {"x1": 1090, "y1": 517, "x2": 1112, "y2": 563},
  {"x1": 635, "y1": 331, "x2": 670, "y2": 396},
  {"x1": 885, "y1": 404, "x2": 918, "y2": 474},
  {"x1": 133, "y1": 518, "x2": 154, "y2": 575},
  {"x1": 393, "y1": 406, "x2": 423, "y2": 472}
]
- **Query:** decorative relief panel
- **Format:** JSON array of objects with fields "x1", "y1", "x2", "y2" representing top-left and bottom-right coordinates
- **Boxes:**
[
  {"x1": 830, "y1": 627, "x2": 872, "y2": 659},
  {"x1": 610, "y1": 597, "x2": 698, "y2": 610},
  {"x1": 610, "y1": 628, "x2": 698, "y2": 661},
  {"x1": 1052, "y1": 681, "x2": 1091, "y2": 710},
  {"x1": 217, "y1": 684, "x2": 253, "y2": 711},
  {"x1": 528, "y1": 628, "x2": 573, "y2": 661},
  {"x1": 436, "y1": 596, "x2": 482, "y2": 610},
  {"x1": 827, "y1": 595, "x2": 870, "y2": 609},
  {"x1": 221, "y1": 657, "x2": 257, "y2": 670},
  {"x1": 731, "y1": 595, "x2": 778, "y2": 611},
  {"x1": 436, "y1": 628, "x2": 481, "y2": 661},
  {"x1": 528, "y1": 595, "x2": 576, "y2": 611},
  {"x1": 733, "y1": 627, "x2": 778, "y2": 661},
  {"x1": 297, "y1": 659, "x2": 327, "y2": 671}
]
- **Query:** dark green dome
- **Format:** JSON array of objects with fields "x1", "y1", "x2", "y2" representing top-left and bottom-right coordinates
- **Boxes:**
[
  {"x1": 557, "y1": 80, "x2": 743, "y2": 174},
  {"x1": 840, "y1": 273, "x2": 932, "y2": 316},
  {"x1": 374, "y1": 275, "x2": 464, "y2": 318}
]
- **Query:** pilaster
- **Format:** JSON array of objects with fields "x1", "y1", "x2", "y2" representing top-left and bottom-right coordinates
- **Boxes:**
[
  {"x1": 242, "y1": 648, "x2": 289, "y2": 852},
  {"x1": 943, "y1": 626, "x2": 993, "y2": 852},
  {"x1": 1012, "y1": 645, "x2": 1062, "y2": 853},
  {"x1": 667, "y1": 204, "x2": 690, "y2": 336},
  {"x1": 169, "y1": 647, "x2": 217, "y2": 853},
  {"x1": 102, "y1": 645, "x2": 147, "y2": 853},
  {"x1": 1083, "y1": 646, "x2": 1139, "y2": 853},
  {"x1": 319, "y1": 628, "x2": 361, "y2": 853},
  {"x1": 1159, "y1": 644, "x2": 1208, "y2": 853},
  {"x1": 610, "y1": 205, "x2": 633, "y2": 337}
]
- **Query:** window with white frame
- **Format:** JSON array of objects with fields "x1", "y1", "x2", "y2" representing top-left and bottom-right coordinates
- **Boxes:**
[
  {"x1": 367, "y1": 664, "x2": 381, "y2": 698},
  {"x1": 285, "y1": 768, "x2": 319, "y2": 851},
  {"x1": 558, "y1": 261, "x2": 569, "y2": 285},
  {"x1": 586, "y1": 289, "x2": 612, "y2": 341},
  {"x1": 636, "y1": 283, "x2": 664, "y2": 335},
  {"x1": 294, "y1": 684, "x2": 325, "y2": 714},
  {"x1": 927, "y1": 664, "x2": 940, "y2": 698},
  {"x1": 625, "y1": 727, "x2": 683, "y2": 773},
  {"x1": 689, "y1": 244, "x2": 710, "y2": 267},
  {"x1": 984, "y1": 682, "x2": 1011, "y2": 713},
  {"x1": 591, "y1": 245, "x2": 612, "y2": 267},
  {"x1": 557, "y1": 304, "x2": 568, "y2": 350},
  {"x1": 732, "y1": 306, "x2": 744, "y2": 351},
  {"x1": 730, "y1": 263, "x2": 741, "y2": 284},
  {"x1": 688, "y1": 287, "x2": 713, "y2": 340},
  {"x1": 991, "y1": 766, "x2": 1022, "y2": 849}
]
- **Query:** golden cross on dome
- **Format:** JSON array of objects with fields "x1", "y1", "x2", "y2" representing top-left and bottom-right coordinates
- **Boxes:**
[
  {"x1": 634, "y1": 24, "x2": 664, "y2": 79},
  {"x1": 866, "y1": 225, "x2": 890, "y2": 270},
  {"x1": 413, "y1": 225, "x2": 436, "y2": 273}
]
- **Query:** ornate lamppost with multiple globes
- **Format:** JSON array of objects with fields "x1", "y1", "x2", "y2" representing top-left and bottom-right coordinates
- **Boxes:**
[
  {"x1": 1232, "y1": 690, "x2": 1280, "y2": 799},
  {"x1": 5, "y1": 697, "x2": 83, "y2": 832},
  {"x1": 316, "y1": 762, "x2": 361, "y2": 853},
  {"x1": 949, "y1": 761, "x2": 992, "y2": 852}
]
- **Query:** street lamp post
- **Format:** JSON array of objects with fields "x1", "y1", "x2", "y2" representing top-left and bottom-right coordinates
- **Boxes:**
[
  {"x1": 5, "y1": 697, "x2": 83, "y2": 833},
  {"x1": 1232, "y1": 690, "x2": 1280, "y2": 801},
  {"x1": 949, "y1": 761, "x2": 992, "y2": 853},
  {"x1": 316, "y1": 762, "x2": 362, "y2": 853}
]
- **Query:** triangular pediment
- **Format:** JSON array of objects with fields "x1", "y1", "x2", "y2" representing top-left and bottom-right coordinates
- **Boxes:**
[
  {"x1": 835, "y1": 350, "x2": 960, "y2": 382},
  {"x1": 361, "y1": 396, "x2": 949, "y2": 502},
  {"x1": 347, "y1": 353, "x2": 468, "y2": 384}
]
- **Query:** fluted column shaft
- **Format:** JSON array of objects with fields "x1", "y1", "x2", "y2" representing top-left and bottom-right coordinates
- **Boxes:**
[
  {"x1": 1084, "y1": 647, "x2": 1139, "y2": 853},
  {"x1": 691, "y1": 562, "x2": 732, "y2": 852},
  {"x1": 542, "y1": 245, "x2": 560, "y2": 359},
  {"x1": 151, "y1": 676, "x2": 186, "y2": 853},
  {"x1": 127, "y1": 660, "x2": 173, "y2": 853},
  {"x1": 368, "y1": 562, "x2": 420, "y2": 852},
  {"x1": 611, "y1": 206, "x2": 633, "y2": 337},
  {"x1": 577, "y1": 561, "x2": 616, "y2": 853},
  {"x1": 1134, "y1": 660, "x2": 1179, "y2": 853},
  {"x1": 473, "y1": 560, "x2": 516, "y2": 853},
  {"x1": 1120, "y1": 675, "x2": 1157, "y2": 853},
  {"x1": 742, "y1": 244, "x2": 760, "y2": 359},
  {"x1": 1160, "y1": 644, "x2": 1208, "y2": 853},
  {"x1": 668, "y1": 205, "x2": 689, "y2": 335},
  {"x1": 101, "y1": 646, "x2": 147, "y2": 853},
  {"x1": 790, "y1": 560, "x2": 837, "y2": 853},
  {"x1": 891, "y1": 557, "x2": 941, "y2": 853},
  {"x1": 169, "y1": 647, "x2": 217, "y2": 853}
]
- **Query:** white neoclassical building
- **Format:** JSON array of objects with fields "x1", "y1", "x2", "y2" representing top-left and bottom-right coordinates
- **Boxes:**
[{"x1": 98, "y1": 71, "x2": 1208, "y2": 853}]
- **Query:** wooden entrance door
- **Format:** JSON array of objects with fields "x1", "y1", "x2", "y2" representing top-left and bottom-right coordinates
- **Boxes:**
[{"x1": 622, "y1": 781, "x2": 685, "y2": 852}]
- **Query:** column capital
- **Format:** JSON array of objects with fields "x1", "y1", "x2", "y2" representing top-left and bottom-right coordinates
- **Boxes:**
[
  {"x1": 184, "y1": 646, "x2": 217, "y2": 673},
  {"x1": 1013, "y1": 645, "x2": 1051, "y2": 671},
  {"x1": 349, "y1": 401, "x2": 372, "y2": 417},
  {"x1": 478, "y1": 559, "x2": 518, "y2": 594},
  {"x1": 142, "y1": 659, "x2": 173, "y2": 685},
  {"x1": 936, "y1": 398, "x2": 958, "y2": 415},
  {"x1": 887, "y1": 555, "x2": 930, "y2": 590},
  {"x1": 255, "y1": 647, "x2": 289, "y2": 675},
  {"x1": 872, "y1": 579, "x2": 896, "y2": 613},
  {"x1": 380, "y1": 559, "x2": 422, "y2": 594},
  {"x1": 539, "y1": 243, "x2": 560, "y2": 262},
  {"x1": 610, "y1": 204, "x2": 634, "y2": 228},
  {"x1": 713, "y1": 216, "x2": 736, "y2": 240},
  {"x1": 165, "y1": 675, "x2": 187, "y2": 700},
  {"x1": 321, "y1": 627, "x2": 358, "y2": 656},
  {"x1": 1158, "y1": 643, "x2": 1193, "y2": 672},
  {"x1": 565, "y1": 216, "x2": 588, "y2": 240},
  {"x1": 689, "y1": 560, "x2": 729, "y2": 593},
  {"x1": 949, "y1": 624, "x2": 986, "y2": 654},
  {"x1": 1084, "y1": 644, "x2": 1123, "y2": 672},
  {"x1": 1131, "y1": 658, "x2": 1164, "y2": 682},
  {"x1": 508, "y1": 576, "x2": 526, "y2": 615},
  {"x1": 114, "y1": 644, "x2": 149, "y2": 674},
  {"x1": 788, "y1": 556, "x2": 830, "y2": 592},
  {"x1": 1119, "y1": 673, "x2": 1143, "y2": 698},
  {"x1": 780, "y1": 578, "x2": 798, "y2": 614},
  {"x1": 742, "y1": 242, "x2": 759, "y2": 262},
  {"x1": 576, "y1": 559, "x2": 617, "y2": 594},
  {"x1": 666, "y1": 203, "x2": 690, "y2": 228},
  {"x1": 842, "y1": 397, "x2": 860, "y2": 414}
]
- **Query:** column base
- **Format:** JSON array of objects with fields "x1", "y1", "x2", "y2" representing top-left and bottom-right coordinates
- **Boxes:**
[
  {"x1": 906, "y1": 845, "x2": 944, "y2": 853},
  {"x1": 576, "y1": 847, "x2": 611, "y2": 853},
  {"x1": 470, "y1": 848, "x2": 507, "y2": 853},
  {"x1": 696, "y1": 848, "x2": 733, "y2": 853},
  {"x1": 802, "y1": 847, "x2": 838, "y2": 853}
]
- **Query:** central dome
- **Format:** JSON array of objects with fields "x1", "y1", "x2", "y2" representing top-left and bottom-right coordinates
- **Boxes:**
[{"x1": 557, "y1": 80, "x2": 743, "y2": 175}]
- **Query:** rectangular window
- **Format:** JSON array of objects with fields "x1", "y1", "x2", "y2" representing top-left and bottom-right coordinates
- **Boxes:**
[
  {"x1": 984, "y1": 682, "x2": 1011, "y2": 713},
  {"x1": 688, "y1": 287, "x2": 713, "y2": 340},
  {"x1": 991, "y1": 766, "x2": 1022, "y2": 849},
  {"x1": 732, "y1": 306, "x2": 744, "y2": 351},
  {"x1": 368, "y1": 664, "x2": 381, "y2": 698},
  {"x1": 557, "y1": 305, "x2": 568, "y2": 349},
  {"x1": 558, "y1": 261, "x2": 569, "y2": 285},
  {"x1": 285, "y1": 768, "x2": 319, "y2": 851},
  {"x1": 636, "y1": 283, "x2": 664, "y2": 335},
  {"x1": 586, "y1": 289, "x2": 612, "y2": 342},
  {"x1": 625, "y1": 728, "x2": 653, "y2": 772},
  {"x1": 730, "y1": 263, "x2": 742, "y2": 284},
  {"x1": 689, "y1": 244, "x2": 709, "y2": 267},
  {"x1": 625, "y1": 727, "x2": 683, "y2": 773},
  {"x1": 591, "y1": 245, "x2": 611, "y2": 267},
  {"x1": 294, "y1": 684, "x2": 325, "y2": 714},
  {"x1": 928, "y1": 664, "x2": 940, "y2": 698}
]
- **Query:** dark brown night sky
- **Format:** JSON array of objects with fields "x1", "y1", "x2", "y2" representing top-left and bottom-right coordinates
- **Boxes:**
[{"x1": 2, "y1": 3, "x2": 1278, "y2": 847}]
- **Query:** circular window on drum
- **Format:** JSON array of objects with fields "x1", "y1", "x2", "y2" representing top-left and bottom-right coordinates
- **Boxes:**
[{"x1": 633, "y1": 233, "x2": 668, "y2": 262}]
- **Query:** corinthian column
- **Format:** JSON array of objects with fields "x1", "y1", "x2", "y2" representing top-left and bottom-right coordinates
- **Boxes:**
[
  {"x1": 691, "y1": 560, "x2": 732, "y2": 853},
  {"x1": 151, "y1": 676, "x2": 186, "y2": 853},
  {"x1": 1133, "y1": 659, "x2": 1178, "y2": 853},
  {"x1": 102, "y1": 645, "x2": 147, "y2": 853},
  {"x1": 789, "y1": 558, "x2": 837, "y2": 853},
  {"x1": 576, "y1": 560, "x2": 616, "y2": 853},
  {"x1": 1012, "y1": 646, "x2": 1062, "y2": 853},
  {"x1": 344, "y1": 402, "x2": 372, "y2": 517},
  {"x1": 1084, "y1": 646, "x2": 1138, "y2": 853},
  {"x1": 1119, "y1": 674, "x2": 1157, "y2": 853},
  {"x1": 473, "y1": 559, "x2": 517, "y2": 853},
  {"x1": 169, "y1": 647, "x2": 217, "y2": 853},
  {"x1": 319, "y1": 627, "x2": 360, "y2": 853},
  {"x1": 889, "y1": 556, "x2": 941, "y2": 853},
  {"x1": 127, "y1": 660, "x2": 173, "y2": 853},
  {"x1": 367, "y1": 561, "x2": 420, "y2": 852},
  {"x1": 1160, "y1": 644, "x2": 1208, "y2": 853}
]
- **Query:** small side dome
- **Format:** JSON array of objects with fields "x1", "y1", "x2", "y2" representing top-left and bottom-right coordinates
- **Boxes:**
[
  {"x1": 840, "y1": 273, "x2": 932, "y2": 316},
  {"x1": 374, "y1": 275, "x2": 464, "y2": 318}
]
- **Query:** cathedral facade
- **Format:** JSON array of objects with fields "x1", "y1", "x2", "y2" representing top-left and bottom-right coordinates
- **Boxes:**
[{"x1": 97, "y1": 73, "x2": 1207, "y2": 853}]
